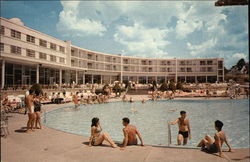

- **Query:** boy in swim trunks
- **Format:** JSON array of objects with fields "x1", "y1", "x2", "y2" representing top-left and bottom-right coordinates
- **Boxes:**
[
  {"x1": 25, "y1": 90, "x2": 36, "y2": 132},
  {"x1": 169, "y1": 111, "x2": 191, "y2": 145},
  {"x1": 120, "y1": 117, "x2": 144, "y2": 150},
  {"x1": 197, "y1": 120, "x2": 233, "y2": 158}
]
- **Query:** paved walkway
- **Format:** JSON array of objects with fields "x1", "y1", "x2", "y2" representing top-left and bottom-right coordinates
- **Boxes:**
[{"x1": 1, "y1": 102, "x2": 250, "y2": 162}]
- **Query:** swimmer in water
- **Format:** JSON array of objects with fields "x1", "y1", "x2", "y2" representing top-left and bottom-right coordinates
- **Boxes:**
[{"x1": 130, "y1": 107, "x2": 138, "y2": 113}]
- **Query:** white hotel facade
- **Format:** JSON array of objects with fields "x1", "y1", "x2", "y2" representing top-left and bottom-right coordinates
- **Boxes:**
[{"x1": 0, "y1": 17, "x2": 224, "y2": 89}]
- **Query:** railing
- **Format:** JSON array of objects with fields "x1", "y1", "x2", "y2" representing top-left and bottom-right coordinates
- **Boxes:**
[{"x1": 168, "y1": 122, "x2": 172, "y2": 146}]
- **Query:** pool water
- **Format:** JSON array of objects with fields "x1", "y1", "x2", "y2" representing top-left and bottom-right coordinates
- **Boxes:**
[{"x1": 43, "y1": 99, "x2": 249, "y2": 148}]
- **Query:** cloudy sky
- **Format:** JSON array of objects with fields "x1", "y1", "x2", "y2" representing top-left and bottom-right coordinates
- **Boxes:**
[{"x1": 1, "y1": 1, "x2": 248, "y2": 68}]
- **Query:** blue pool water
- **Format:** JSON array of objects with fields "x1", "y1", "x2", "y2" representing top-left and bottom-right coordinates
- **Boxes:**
[{"x1": 43, "y1": 99, "x2": 249, "y2": 148}]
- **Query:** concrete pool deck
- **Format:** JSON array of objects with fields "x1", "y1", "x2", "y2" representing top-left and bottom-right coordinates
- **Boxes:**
[{"x1": 1, "y1": 97, "x2": 250, "y2": 162}]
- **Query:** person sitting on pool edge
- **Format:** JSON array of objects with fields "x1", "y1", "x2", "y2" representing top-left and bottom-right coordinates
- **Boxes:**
[
  {"x1": 169, "y1": 111, "x2": 191, "y2": 145},
  {"x1": 197, "y1": 120, "x2": 233, "y2": 158},
  {"x1": 89, "y1": 117, "x2": 117, "y2": 148},
  {"x1": 120, "y1": 117, "x2": 144, "y2": 150}
]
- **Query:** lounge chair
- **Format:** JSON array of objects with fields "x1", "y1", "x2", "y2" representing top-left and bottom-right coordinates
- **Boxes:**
[{"x1": 1, "y1": 111, "x2": 9, "y2": 138}]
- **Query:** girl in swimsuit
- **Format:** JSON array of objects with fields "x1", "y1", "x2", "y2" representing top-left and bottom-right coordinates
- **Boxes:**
[
  {"x1": 89, "y1": 117, "x2": 117, "y2": 148},
  {"x1": 197, "y1": 120, "x2": 232, "y2": 157}
]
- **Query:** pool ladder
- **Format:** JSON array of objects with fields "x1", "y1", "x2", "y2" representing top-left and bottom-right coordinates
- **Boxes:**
[{"x1": 168, "y1": 122, "x2": 172, "y2": 146}]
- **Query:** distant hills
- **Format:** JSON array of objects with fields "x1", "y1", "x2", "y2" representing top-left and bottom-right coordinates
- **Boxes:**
[{"x1": 226, "y1": 58, "x2": 249, "y2": 75}]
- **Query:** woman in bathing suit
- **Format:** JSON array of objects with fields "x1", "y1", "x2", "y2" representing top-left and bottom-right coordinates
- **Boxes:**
[
  {"x1": 89, "y1": 117, "x2": 117, "y2": 148},
  {"x1": 197, "y1": 120, "x2": 232, "y2": 158}
]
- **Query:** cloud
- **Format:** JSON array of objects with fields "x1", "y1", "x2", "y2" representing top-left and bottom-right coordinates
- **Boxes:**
[
  {"x1": 114, "y1": 22, "x2": 170, "y2": 58},
  {"x1": 54, "y1": 1, "x2": 248, "y2": 69},
  {"x1": 232, "y1": 53, "x2": 248, "y2": 59},
  {"x1": 175, "y1": 2, "x2": 226, "y2": 39},
  {"x1": 57, "y1": 1, "x2": 106, "y2": 36},
  {"x1": 187, "y1": 38, "x2": 217, "y2": 56}
]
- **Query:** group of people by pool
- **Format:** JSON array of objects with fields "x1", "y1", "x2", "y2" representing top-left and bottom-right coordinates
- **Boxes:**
[
  {"x1": 89, "y1": 111, "x2": 233, "y2": 158},
  {"x1": 89, "y1": 117, "x2": 143, "y2": 149},
  {"x1": 25, "y1": 90, "x2": 43, "y2": 132}
]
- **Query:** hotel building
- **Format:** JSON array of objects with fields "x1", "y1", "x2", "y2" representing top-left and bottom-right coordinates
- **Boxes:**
[{"x1": 0, "y1": 17, "x2": 224, "y2": 89}]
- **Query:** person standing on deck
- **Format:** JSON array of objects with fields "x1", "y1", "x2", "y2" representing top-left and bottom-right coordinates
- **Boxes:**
[{"x1": 25, "y1": 90, "x2": 36, "y2": 132}]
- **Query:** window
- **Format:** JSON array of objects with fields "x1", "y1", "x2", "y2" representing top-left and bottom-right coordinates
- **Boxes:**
[
  {"x1": 218, "y1": 70, "x2": 223, "y2": 75},
  {"x1": 11, "y1": 29, "x2": 21, "y2": 39},
  {"x1": 180, "y1": 61, "x2": 185, "y2": 65},
  {"x1": 59, "y1": 57, "x2": 65, "y2": 63},
  {"x1": 124, "y1": 66, "x2": 129, "y2": 71},
  {"x1": 11, "y1": 45, "x2": 21, "y2": 54},
  {"x1": 50, "y1": 43, "x2": 57, "y2": 50},
  {"x1": 59, "y1": 46, "x2": 65, "y2": 53},
  {"x1": 26, "y1": 35, "x2": 35, "y2": 43},
  {"x1": 167, "y1": 61, "x2": 171, "y2": 65},
  {"x1": 50, "y1": 55, "x2": 56, "y2": 62},
  {"x1": 148, "y1": 67, "x2": 153, "y2": 72},
  {"x1": 106, "y1": 65, "x2": 111, "y2": 70},
  {"x1": 141, "y1": 60, "x2": 147, "y2": 65},
  {"x1": 200, "y1": 61, "x2": 206, "y2": 65},
  {"x1": 167, "y1": 68, "x2": 171, "y2": 72},
  {"x1": 39, "y1": 52, "x2": 47, "y2": 60},
  {"x1": 142, "y1": 67, "x2": 147, "y2": 72},
  {"x1": 0, "y1": 26, "x2": 4, "y2": 35},
  {"x1": 180, "y1": 68, "x2": 185, "y2": 72},
  {"x1": 187, "y1": 68, "x2": 192, "y2": 72},
  {"x1": 207, "y1": 67, "x2": 213, "y2": 72},
  {"x1": 218, "y1": 61, "x2": 223, "y2": 69},
  {"x1": 200, "y1": 67, "x2": 206, "y2": 72},
  {"x1": 26, "y1": 49, "x2": 35, "y2": 57},
  {"x1": 87, "y1": 63, "x2": 93, "y2": 68},
  {"x1": 87, "y1": 54, "x2": 92, "y2": 59},
  {"x1": 207, "y1": 60, "x2": 213, "y2": 65},
  {"x1": 39, "y1": 39, "x2": 47, "y2": 47},
  {"x1": 186, "y1": 61, "x2": 192, "y2": 65},
  {"x1": 106, "y1": 57, "x2": 111, "y2": 62},
  {"x1": 123, "y1": 59, "x2": 128, "y2": 64},
  {"x1": 0, "y1": 43, "x2": 4, "y2": 52}
]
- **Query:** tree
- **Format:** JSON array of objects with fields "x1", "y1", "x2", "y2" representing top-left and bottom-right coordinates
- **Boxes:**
[
  {"x1": 236, "y1": 58, "x2": 246, "y2": 70},
  {"x1": 159, "y1": 82, "x2": 168, "y2": 91},
  {"x1": 176, "y1": 82, "x2": 183, "y2": 90},
  {"x1": 152, "y1": 80, "x2": 157, "y2": 90},
  {"x1": 224, "y1": 67, "x2": 229, "y2": 74},
  {"x1": 169, "y1": 81, "x2": 176, "y2": 92}
]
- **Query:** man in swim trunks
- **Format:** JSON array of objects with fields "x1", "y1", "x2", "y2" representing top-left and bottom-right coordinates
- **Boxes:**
[
  {"x1": 197, "y1": 120, "x2": 233, "y2": 158},
  {"x1": 25, "y1": 90, "x2": 36, "y2": 132},
  {"x1": 169, "y1": 111, "x2": 191, "y2": 145},
  {"x1": 120, "y1": 117, "x2": 144, "y2": 150}
]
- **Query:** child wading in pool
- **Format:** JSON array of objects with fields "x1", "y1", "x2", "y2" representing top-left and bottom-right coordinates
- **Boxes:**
[
  {"x1": 197, "y1": 120, "x2": 233, "y2": 158},
  {"x1": 169, "y1": 111, "x2": 191, "y2": 145}
]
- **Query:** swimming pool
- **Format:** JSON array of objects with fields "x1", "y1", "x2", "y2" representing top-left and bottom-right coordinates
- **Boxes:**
[{"x1": 43, "y1": 99, "x2": 249, "y2": 148}]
